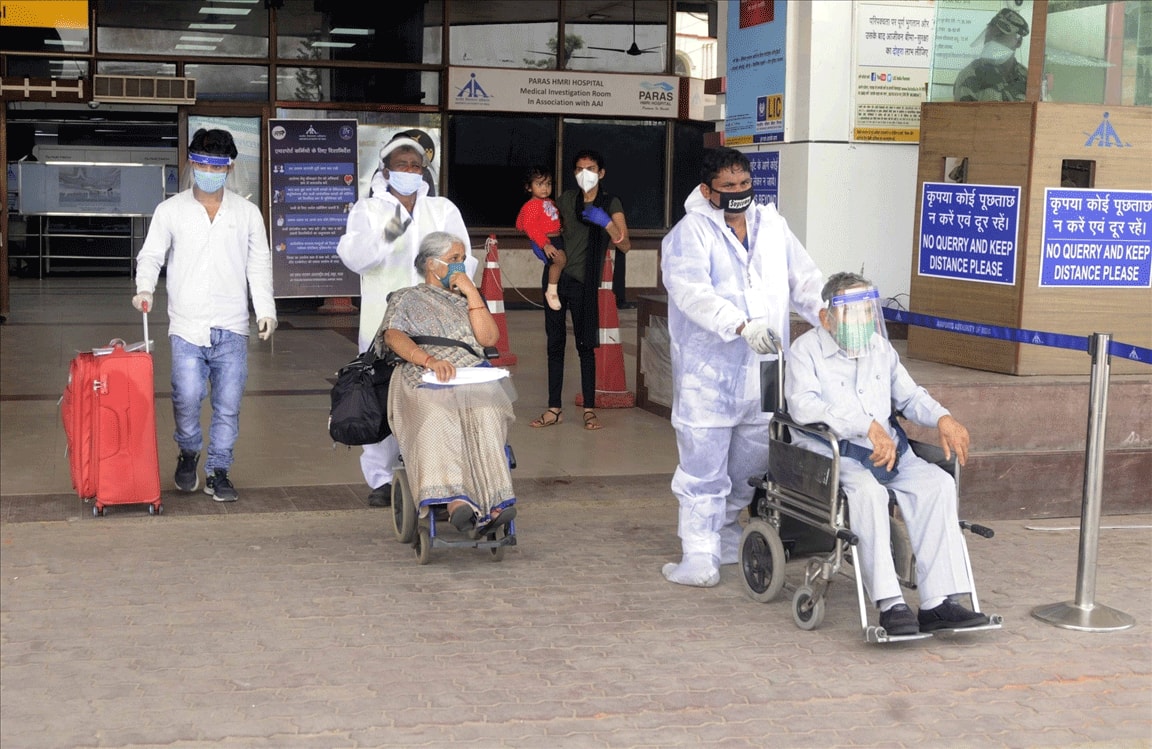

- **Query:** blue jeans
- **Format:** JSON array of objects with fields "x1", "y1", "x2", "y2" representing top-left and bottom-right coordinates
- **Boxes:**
[{"x1": 170, "y1": 329, "x2": 249, "y2": 474}]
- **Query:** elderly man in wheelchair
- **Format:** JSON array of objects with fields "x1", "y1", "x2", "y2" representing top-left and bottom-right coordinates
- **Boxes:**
[{"x1": 756, "y1": 271, "x2": 995, "y2": 639}]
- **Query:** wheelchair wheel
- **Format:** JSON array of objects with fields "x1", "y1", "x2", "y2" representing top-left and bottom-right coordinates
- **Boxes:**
[
  {"x1": 489, "y1": 543, "x2": 506, "y2": 562},
  {"x1": 415, "y1": 527, "x2": 433, "y2": 565},
  {"x1": 392, "y1": 471, "x2": 417, "y2": 544},
  {"x1": 740, "y1": 518, "x2": 786, "y2": 603},
  {"x1": 792, "y1": 585, "x2": 825, "y2": 631}
]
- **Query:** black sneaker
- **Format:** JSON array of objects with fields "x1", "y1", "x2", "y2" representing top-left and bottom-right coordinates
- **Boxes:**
[
  {"x1": 918, "y1": 599, "x2": 990, "y2": 632},
  {"x1": 204, "y1": 469, "x2": 238, "y2": 502},
  {"x1": 175, "y1": 450, "x2": 199, "y2": 492},
  {"x1": 367, "y1": 483, "x2": 392, "y2": 508},
  {"x1": 879, "y1": 603, "x2": 920, "y2": 636}
]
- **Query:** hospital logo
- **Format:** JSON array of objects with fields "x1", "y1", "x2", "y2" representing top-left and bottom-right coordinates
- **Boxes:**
[
  {"x1": 1084, "y1": 112, "x2": 1132, "y2": 148},
  {"x1": 639, "y1": 80, "x2": 674, "y2": 102},
  {"x1": 456, "y1": 73, "x2": 489, "y2": 100}
]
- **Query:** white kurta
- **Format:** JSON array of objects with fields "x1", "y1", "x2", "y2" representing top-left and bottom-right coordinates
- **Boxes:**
[
  {"x1": 786, "y1": 327, "x2": 972, "y2": 604},
  {"x1": 660, "y1": 188, "x2": 824, "y2": 562}
]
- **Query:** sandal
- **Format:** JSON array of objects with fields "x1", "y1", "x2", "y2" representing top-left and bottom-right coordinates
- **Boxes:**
[
  {"x1": 471, "y1": 506, "x2": 517, "y2": 539},
  {"x1": 530, "y1": 407, "x2": 563, "y2": 428},
  {"x1": 448, "y1": 502, "x2": 477, "y2": 533},
  {"x1": 582, "y1": 410, "x2": 603, "y2": 431}
]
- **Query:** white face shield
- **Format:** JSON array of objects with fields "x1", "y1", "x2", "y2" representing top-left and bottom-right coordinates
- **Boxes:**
[{"x1": 828, "y1": 286, "x2": 888, "y2": 358}]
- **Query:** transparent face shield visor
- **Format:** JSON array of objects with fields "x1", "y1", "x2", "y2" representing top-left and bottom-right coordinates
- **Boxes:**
[{"x1": 828, "y1": 286, "x2": 888, "y2": 358}]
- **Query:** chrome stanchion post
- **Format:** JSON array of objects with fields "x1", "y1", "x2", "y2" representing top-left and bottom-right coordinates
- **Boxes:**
[{"x1": 1032, "y1": 332, "x2": 1135, "y2": 632}]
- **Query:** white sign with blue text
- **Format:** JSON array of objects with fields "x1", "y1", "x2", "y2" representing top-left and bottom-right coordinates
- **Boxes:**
[
  {"x1": 1039, "y1": 188, "x2": 1151, "y2": 288},
  {"x1": 918, "y1": 181, "x2": 1019, "y2": 286}
]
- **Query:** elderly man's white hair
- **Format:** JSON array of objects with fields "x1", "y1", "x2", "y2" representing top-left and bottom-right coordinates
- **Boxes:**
[{"x1": 821, "y1": 271, "x2": 873, "y2": 304}]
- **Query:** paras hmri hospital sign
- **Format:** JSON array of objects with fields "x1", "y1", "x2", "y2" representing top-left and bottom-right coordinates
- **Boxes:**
[{"x1": 447, "y1": 67, "x2": 679, "y2": 119}]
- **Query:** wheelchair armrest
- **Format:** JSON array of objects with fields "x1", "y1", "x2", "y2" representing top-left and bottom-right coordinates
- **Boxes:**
[
  {"x1": 908, "y1": 438, "x2": 956, "y2": 473},
  {"x1": 770, "y1": 414, "x2": 841, "y2": 450}
]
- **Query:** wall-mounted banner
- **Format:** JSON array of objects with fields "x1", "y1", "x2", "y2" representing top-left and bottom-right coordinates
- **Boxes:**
[
  {"x1": 268, "y1": 119, "x2": 360, "y2": 298},
  {"x1": 447, "y1": 67, "x2": 678, "y2": 118},
  {"x1": 724, "y1": 0, "x2": 786, "y2": 145},
  {"x1": 1039, "y1": 188, "x2": 1152, "y2": 288},
  {"x1": 852, "y1": 2, "x2": 935, "y2": 143},
  {"x1": 747, "y1": 151, "x2": 779, "y2": 208},
  {"x1": 917, "y1": 181, "x2": 1020, "y2": 286}
]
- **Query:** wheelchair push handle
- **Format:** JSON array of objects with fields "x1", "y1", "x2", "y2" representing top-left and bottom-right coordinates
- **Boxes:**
[{"x1": 961, "y1": 520, "x2": 995, "y2": 539}]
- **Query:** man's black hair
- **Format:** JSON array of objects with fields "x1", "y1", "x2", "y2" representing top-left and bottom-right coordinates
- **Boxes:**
[
  {"x1": 701, "y1": 147, "x2": 751, "y2": 185},
  {"x1": 523, "y1": 164, "x2": 553, "y2": 188},
  {"x1": 189, "y1": 128, "x2": 238, "y2": 159},
  {"x1": 571, "y1": 149, "x2": 604, "y2": 171}
]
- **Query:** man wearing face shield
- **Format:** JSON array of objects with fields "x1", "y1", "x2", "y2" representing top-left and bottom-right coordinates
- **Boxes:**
[
  {"x1": 785, "y1": 272, "x2": 989, "y2": 635},
  {"x1": 337, "y1": 134, "x2": 475, "y2": 508},
  {"x1": 133, "y1": 128, "x2": 277, "y2": 502},
  {"x1": 953, "y1": 8, "x2": 1030, "y2": 102},
  {"x1": 660, "y1": 147, "x2": 824, "y2": 587}
]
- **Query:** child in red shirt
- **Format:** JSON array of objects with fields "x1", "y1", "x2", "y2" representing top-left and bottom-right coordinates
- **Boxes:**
[{"x1": 515, "y1": 166, "x2": 567, "y2": 311}]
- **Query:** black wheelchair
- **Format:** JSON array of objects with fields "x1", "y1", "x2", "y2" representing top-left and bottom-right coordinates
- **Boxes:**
[{"x1": 739, "y1": 354, "x2": 1002, "y2": 643}]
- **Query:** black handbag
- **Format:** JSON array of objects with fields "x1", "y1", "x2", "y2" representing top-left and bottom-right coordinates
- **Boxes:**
[{"x1": 327, "y1": 336, "x2": 488, "y2": 446}]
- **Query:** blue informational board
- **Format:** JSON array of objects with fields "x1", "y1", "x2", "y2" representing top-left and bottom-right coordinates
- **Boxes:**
[
  {"x1": 268, "y1": 119, "x2": 360, "y2": 298},
  {"x1": 747, "y1": 152, "x2": 779, "y2": 208},
  {"x1": 724, "y1": 0, "x2": 786, "y2": 145},
  {"x1": 917, "y1": 181, "x2": 1020, "y2": 286},
  {"x1": 1039, "y1": 188, "x2": 1152, "y2": 288}
]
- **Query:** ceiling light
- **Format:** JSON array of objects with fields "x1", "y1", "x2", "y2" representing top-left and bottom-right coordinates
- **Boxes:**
[
  {"x1": 330, "y1": 28, "x2": 373, "y2": 36},
  {"x1": 198, "y1": 7, "x2": 251, "y2": 15},
  {"x1": 176, "y1": 43, "x2": 218, "y2": 50},
  {"x1": 311, "y1": 41, "x2": 355, "y2": 48},
  {"x1": 44, "y1": 39, "x2": 85, "y2": 47},
  {"x1": 180, "y1": 34, "x2": 225, "y2": 42},
  {"x1": 588, "y1": 13, "x2": 607, "y2": 20},
  {"x1": 189, "y1": 23, "x2": 235, "y2": 30}
]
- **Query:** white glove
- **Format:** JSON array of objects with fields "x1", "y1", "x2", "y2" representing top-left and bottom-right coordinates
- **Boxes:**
[
  {"x1": 257, "y1": 317, "x2": 277, "y2": 341},
  {"x1": 132, "y1": 292, "x2": 153, "y2": 313},
  {"x1": 740, "y1": 319, "x2": 779, "y2": 355}
]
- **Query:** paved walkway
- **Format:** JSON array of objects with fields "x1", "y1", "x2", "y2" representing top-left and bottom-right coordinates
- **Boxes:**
[{"x1": 2, "y1": 482, "x2": 1149, "y2": 748}]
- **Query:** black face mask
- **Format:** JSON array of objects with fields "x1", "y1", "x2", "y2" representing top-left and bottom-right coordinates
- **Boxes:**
[{"x1": 709, "y1": 186, "x2": 754, "y2": 214}]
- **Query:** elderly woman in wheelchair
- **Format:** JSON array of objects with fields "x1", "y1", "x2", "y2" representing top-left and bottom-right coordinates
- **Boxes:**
[
  {"x1": 376, "y1": 232, "x2": 517, "y2": 561},
  {"x1": 743, "y1": 272, "x2": 998, "y2": 641}
]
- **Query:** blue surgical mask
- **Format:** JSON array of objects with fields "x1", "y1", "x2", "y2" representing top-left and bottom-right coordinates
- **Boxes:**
[
  {"x1": 438, "y1": 260, "x2": 467, "y2": 289},
  {"x1": 388, "y1": 169, "x2": 423, "y2": 196},
  {"x1": 193, "y1": 168, "x2": 227, "y2": 193}
]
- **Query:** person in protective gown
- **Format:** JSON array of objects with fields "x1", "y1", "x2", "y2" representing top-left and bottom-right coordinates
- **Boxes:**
[
  {"x1": 337, "y1": 136, "x2": 476, "y2": 508},
  {"x1": 660, "y1": 147, "x2": 824, "y2": 587}
]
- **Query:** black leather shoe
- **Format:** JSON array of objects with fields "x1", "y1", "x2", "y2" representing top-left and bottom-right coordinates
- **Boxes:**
[
  {"x1": 918, "y1": 599, "x2": 990, "y2": 632},
  {"x1": 367, "y1": 483, "x2": 392, "y2": 508},
  {"x1": 879, "y1": 603, "x2": 920, "y2": 636}
]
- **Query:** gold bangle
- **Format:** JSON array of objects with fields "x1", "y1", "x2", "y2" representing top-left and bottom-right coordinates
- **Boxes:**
[{"x1": 468, "y1": 305, "x2": 485, "y2": 312}]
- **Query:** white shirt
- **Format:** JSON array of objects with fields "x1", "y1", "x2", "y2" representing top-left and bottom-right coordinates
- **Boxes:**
[{"x1": 135, "y1": 189, "x2": 276, "y2": 347}]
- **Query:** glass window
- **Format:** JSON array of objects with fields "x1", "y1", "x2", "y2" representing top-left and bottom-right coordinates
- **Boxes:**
[
  {"x1": 670, "y1": 120, "x2": 714, "y2": 223},
  {"x1": 276, "y1": 0, "x2": 442, "y2": 64},
  {"x1": 6, "y1": 56, "x2": 89, "y2": 80},
  {"x1": 96, "y1": 0, "x2": 269, "y2": 58},
  {"x1": 675, "y1": 0, "x2": 719, "y2": 79},
  {"x1": 929, "y1": 1, "x2": 1034, "y2": 102},
  {"x1": 448, "y1": 1, "x2": 559, "y2": 68},
  {"x1": 446, "y1": 114, "x2": 557, "y2": 227},
  {"x1": 563, "y1": 0, "x2": 668, "y2": 74},
  {"x1": 1044, "y1": 0, "x2": 1150, "y2": 106},
  {"x1": 96, "y1": 61, "x2": 176, "y2": 77},
  {"x1": 185, "y1": 64, "x2": 267, "y2": 101},
  {"x1": 562, "y1": 119, "x2": 666, "y2": 229},
  {"x1": 275, "y1": 68, "x2": 438, "y2": 105}
]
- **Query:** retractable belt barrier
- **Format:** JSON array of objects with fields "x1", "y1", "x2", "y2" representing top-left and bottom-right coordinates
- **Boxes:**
[
  {"x1": 881, "y1": 306, "x2": 1142, "y2": 633},
  {"x1": 882, "y1": 308, "x2": 1152, "y2": 366}
]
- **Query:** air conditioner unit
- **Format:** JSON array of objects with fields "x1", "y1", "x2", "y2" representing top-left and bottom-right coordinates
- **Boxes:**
[{"x1": 92, "y1": 75, "x2": 196, "y2": 105}]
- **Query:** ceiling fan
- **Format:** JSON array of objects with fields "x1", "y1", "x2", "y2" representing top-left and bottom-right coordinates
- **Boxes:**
[{"x1": 587, "y1": 0, "x2": 662, "y2": 57}]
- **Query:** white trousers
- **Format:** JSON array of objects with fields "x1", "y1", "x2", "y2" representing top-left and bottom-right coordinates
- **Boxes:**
[
  {"x1": 671, "y1": 419, "x2": 770, "y2": 559},
  {"x1": 839, "y1": 451, "x2": 971, "y2": 605},
  {"x1": 360, "y1": 434, "x2": 399, "y2": 490}
]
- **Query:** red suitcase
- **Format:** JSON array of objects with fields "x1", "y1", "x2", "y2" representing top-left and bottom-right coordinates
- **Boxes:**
[{"x1": 61, "y1": 313, "x2": 162, "y2": 516}]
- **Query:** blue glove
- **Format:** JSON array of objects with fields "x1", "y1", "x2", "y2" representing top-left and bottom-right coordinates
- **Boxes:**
[
  {"x1": 529, "y1": 239, "x2": 548, "y2": 263},
  {"x1": 581, "y1": 204, "x2": 612, "y2": 229}
]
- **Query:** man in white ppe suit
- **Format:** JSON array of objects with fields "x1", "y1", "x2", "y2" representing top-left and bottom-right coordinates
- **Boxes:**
[
  {"x1": 337, "y1": 134, "x2": 475, "y2": 507},
  {"x1": 661, "y1": 147, "x2": 824, "y2": 587},
  {"x1": 786, "y1": 271, "x2": 989, "y2": 635}
]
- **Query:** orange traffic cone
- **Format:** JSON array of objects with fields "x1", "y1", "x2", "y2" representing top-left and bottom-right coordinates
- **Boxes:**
[
  {"x1": 575, "y1": 249, "x2": 635, "y2": 409},
  {"x1": 479, "y1": 234, "x2": 517, "y2": 366}
]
